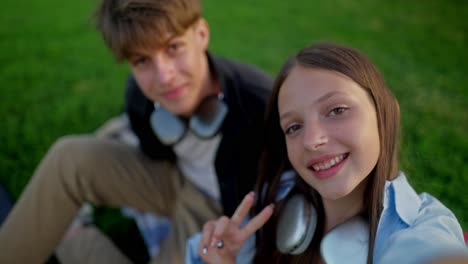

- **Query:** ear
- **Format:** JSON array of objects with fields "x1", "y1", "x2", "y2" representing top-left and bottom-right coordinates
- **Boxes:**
[{"x1": 195, "y1": 18, "x2": 210, "y2": 50}]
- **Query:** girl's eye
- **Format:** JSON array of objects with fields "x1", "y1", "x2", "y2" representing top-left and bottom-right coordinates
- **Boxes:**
[
  {"x1": 329, "y1": 107, "x2": 349, "y2": 116},
  {"x1": 284, "y1": 124, "x2": 302, "y2": 135}
]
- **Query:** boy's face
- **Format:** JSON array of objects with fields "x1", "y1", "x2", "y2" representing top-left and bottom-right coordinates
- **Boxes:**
[{"x1": 127, "y1": 19, "x2": 211, "y2": 117}]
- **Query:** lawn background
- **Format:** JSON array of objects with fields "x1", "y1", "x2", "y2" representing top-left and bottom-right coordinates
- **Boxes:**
[{"x1": 1, "y1": 0, "x2": 467, "y2": 245}]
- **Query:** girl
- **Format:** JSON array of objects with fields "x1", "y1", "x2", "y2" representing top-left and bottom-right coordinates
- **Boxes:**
[{"x1": 189, "y1": 43, "x2": 467, "y2": 263}]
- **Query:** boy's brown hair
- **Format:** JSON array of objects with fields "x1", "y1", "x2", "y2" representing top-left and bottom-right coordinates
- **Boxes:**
[{"x1": 96, "y1": 0, "x2": 202, "y2": 61}]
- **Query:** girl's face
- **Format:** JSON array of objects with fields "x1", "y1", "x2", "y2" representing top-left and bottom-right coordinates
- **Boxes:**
[{"x1": 278, "y1": 66, "x2": 380, "y2": 202}]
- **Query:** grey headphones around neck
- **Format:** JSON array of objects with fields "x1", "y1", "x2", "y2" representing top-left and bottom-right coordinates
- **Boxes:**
[{"x1": 150, "y1": 93, "x2": 228, "y2": 145}]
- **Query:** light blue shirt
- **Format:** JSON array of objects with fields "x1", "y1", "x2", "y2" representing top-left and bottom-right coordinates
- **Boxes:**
[
  {"x1": 373, "y1": 173, "x2": 467, "y2": 263},
  {"x1": 186, "y1": 172, "x2": 468, "y2": 263}
]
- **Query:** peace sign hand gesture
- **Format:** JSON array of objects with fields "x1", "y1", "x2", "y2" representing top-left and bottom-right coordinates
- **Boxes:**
[{"x1": 198, "y1": 191, "x2": 274, "y2": 264}]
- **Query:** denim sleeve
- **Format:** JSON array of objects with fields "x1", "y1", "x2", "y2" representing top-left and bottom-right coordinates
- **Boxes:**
[{"x1": 185, "y1": 233, "x2": 204, "y2": 264}]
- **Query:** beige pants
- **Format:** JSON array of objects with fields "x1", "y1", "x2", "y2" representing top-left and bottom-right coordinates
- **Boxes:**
[{"x1": 0, "y1": 135, "x2": 221, "y2": 263}]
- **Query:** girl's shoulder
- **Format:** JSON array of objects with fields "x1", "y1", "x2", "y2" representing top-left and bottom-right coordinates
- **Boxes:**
[{"x1": 374, "y1": 172, "x2": 467, "y2": 263}]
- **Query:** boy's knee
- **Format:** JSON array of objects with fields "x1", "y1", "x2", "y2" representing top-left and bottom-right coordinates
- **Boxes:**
[
  {"x1": 50, "y1": 135, "x2": 102, "y2": 168},
  {"x1": 53, "y1": 135, "x2": 89, "y2": 153}
]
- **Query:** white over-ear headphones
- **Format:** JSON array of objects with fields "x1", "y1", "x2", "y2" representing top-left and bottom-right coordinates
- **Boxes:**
[{"x1": 276, "y1": 193, "x2": 369, "y2": 263}]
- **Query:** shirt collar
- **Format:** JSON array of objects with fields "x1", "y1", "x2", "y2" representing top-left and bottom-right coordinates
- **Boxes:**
[{"x1": 384, "y1": 172, "x2": 421, "y2": 226}]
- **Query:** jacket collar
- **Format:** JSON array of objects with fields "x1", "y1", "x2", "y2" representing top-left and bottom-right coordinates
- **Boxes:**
[{"x1": 206, "y1": 52, "x2": 230, "y2": 99}]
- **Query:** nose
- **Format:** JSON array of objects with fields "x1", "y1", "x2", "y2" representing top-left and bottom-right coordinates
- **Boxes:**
[
  {"x1": 154, "y1": 54, "x2": 175, "y2": 86},
  {"x1": 303, "y1": 119, "x2": 328, "y2": 151}
]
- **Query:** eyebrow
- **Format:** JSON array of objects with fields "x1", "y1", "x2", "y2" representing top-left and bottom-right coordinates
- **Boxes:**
[
  {"x1": 279, "y1": 90, "x2": 348, "y2": 121},
  {"x1": 162, "y1": 34, "x2": 179, "y2": 45},
  {"x1": 127, "y1": 32, "x2": 185, "y2": 58}
]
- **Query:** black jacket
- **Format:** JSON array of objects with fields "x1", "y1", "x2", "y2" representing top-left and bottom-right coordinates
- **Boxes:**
[{"x1": 124, "y1": 53, "x2": 273, "y2": 216}]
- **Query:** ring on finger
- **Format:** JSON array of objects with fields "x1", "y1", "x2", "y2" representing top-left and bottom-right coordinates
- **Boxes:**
[
  {"x1": 202, "y1": 246, "x2": 208, "y2": 255},
  {"x1": 216, "y1": 240, "x2": 224, "y2": 249}
]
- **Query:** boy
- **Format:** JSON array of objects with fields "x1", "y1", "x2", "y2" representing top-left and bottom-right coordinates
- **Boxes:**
[{"x1": 0, "y1": 0, "x2": 272, "y2": 263}]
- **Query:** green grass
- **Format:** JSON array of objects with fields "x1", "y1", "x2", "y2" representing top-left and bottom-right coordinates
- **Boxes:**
[{"x1": 0, "y1": 0, "x2": 467, "y2": 236}]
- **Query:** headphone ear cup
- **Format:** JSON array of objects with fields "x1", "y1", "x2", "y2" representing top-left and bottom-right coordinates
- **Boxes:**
[
  {"x1": 276, "y1": 194, "x2": 317, "y2": 255},
  {"x1": 189, "y1": 96, "x2": 228, "y2": 139},
  {"x1": 320, "y1": 215, "x2": 369, "y2": 264},
  {"x1": 150, "y1": 106, "x2": 186, "y2": 145}
]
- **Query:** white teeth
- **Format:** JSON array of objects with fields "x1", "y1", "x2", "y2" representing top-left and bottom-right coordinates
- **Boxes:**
[{"x1": 312, "y1": 154, "x2": 345, "y2": 171}]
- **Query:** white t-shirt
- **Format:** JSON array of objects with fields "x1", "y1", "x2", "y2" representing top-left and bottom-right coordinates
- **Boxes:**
[{"x1": 173, "y1": 131, "x2": 222, "y2": 201}]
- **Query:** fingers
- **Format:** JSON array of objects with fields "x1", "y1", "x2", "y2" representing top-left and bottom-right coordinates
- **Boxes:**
[
  {"x1": 240, "y1": 204, "x2": 274, "y2": 238},
  {"x1": 199, "y1": 221, "x2": 215, "y2": 255},
  {"x1": 211, "y1": 216, "x2": 230, "y2": 247},
  {"x1": 197, "y1": 199, "x2": 275, "y2": 261},
  {"x1": 198, "y1": 217, "x2": 234, "y2": 264},
  {"x1": 231, "y1": 191, "x2": 255, "y2": 226},
  {"x1": 198, "y1": 216, "x2": 230, "y2": 256}
]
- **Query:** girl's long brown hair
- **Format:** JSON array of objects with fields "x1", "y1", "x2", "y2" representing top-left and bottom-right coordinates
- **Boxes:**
[{"x1": 254, "y1": 42, "x2": 400, "y2": 263}]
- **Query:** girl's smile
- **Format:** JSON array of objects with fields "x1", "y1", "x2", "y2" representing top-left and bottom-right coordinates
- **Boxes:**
[{"x1": 307, "y1": 153, "x2": 349, "y2": 179}]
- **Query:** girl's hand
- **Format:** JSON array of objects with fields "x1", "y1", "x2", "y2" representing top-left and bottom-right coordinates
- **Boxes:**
[{"x1": 198, "y1": 191, "x2": 274, "y2": 264}]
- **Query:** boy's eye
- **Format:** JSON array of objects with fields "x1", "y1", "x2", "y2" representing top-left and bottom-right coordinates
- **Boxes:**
[
  {"x1": 132, "y1": 57, "x2": 149, "y2": 67},
  {"x1": 329, "y1": 107, "x2": 348, "y2": 116},
  {"x1": 284, "y1": 124, "x2": 302, "y2": 135},
  {"x1": 168, "y1": 42, "x2": 182, "y2": 53}
]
